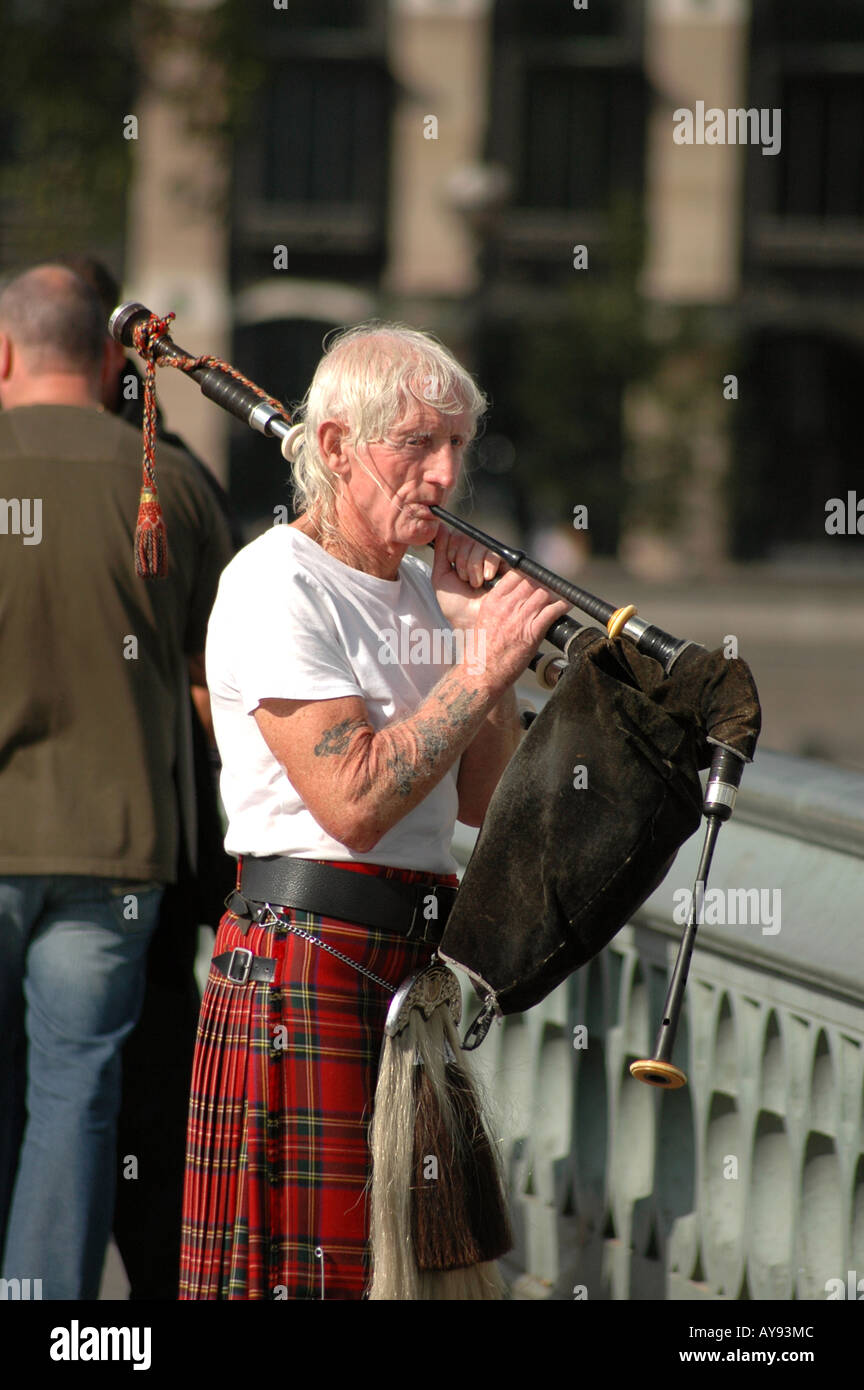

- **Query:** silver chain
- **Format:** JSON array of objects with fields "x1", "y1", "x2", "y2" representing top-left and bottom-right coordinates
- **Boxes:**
[{"x1": 260, "y1": 904, "x2": 396, "y2": 994}]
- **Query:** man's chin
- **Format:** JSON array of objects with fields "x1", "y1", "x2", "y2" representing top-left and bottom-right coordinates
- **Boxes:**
[{"x1": 403, "y1": 510, "x2": 438, "y2": 545}]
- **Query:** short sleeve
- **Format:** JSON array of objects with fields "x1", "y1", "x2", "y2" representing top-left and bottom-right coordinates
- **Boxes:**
[{"x1": 208, "y1": 551, "x2": 364, "y2": 715}]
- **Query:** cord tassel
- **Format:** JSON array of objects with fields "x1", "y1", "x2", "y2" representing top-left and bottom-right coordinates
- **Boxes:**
[
  {"x1": 127, "y1": 306, "x2": 291, "y2": 580},
  {"x1": 132, "y1": 310, "x2": 175, "y2": 579},
  {"x1": 134, "y1": 485, "x2": 168, "y2": 579}
]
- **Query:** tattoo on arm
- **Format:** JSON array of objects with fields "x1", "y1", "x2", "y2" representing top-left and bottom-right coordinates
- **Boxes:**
[
  {"x1": 311, "y1": 677, "x2": 483, "y2": 806},
  {"x1": 314, "y1": 715, "x2": 367, "y2": 757},
  {"x1": 386, "y1": 683, "x2": 483, "y2": 798},
  {"x1": 386, "y1": 746, "x2": 416, "y2": 797},
  {"x1": 416, "y1": 717, "x2": 454, "y2": 768},
  {"x1": 436, "y1": 684, "x2": 481, "y2": 724}
]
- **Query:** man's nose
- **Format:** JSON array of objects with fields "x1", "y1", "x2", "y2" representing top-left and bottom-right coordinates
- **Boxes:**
[{"x1": 426, "y1": 443, "x2": 460, "y2": 491}]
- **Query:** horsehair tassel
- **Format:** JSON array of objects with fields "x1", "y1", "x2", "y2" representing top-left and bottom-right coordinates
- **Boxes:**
[
  {"x1": 370, "y1": 968, "x2": 510, "y2": 1300},
  {"x1": 127, "y1": 307, "x2": 292, "y2": 579},
  {"x1": 411, "y1": 1055, "x2": 512, "y2": 1271}
]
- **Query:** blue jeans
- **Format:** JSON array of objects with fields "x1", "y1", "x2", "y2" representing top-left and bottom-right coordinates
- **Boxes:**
[{"x1": 0, "y1": 875, "x2": 162, "y2": 1300}]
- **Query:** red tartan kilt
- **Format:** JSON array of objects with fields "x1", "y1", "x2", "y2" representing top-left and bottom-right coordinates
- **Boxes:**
[{"x1": 180, "y1": 861, "x2": 456, "y2": 1300}]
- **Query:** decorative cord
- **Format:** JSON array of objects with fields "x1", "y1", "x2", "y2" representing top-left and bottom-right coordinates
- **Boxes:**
[{"x1": 129, "y1": 310, "x2": 291, "y2": 577}]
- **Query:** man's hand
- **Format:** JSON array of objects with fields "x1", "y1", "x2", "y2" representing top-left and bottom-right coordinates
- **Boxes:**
[{"x1": 431, "y1": 524, "x2": 570, "y2": 692}]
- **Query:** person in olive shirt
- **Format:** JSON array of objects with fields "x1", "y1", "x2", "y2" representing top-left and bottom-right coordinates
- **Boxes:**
[
  {"x1": 0, "y1": 264, "x2": 232, "y2": 1300},
  {"x1": 60, "y1": 253, "x2": 240, "y2": 1300}
]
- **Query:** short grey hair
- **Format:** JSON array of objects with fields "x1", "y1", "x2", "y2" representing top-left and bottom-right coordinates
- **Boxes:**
[
  {"x1": 291, "y1": 321, "x2": 487, "y2": 527},
  {"x1": 0, "y1": 264, "x2": 105, "y2": 373}
]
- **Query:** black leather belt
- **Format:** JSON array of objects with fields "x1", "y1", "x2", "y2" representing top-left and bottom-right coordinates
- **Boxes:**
[
  {"x1": 232, "y1": 856, "x2": 457, "y2": 945},
  {"x1": 212, "y1": 948, "x2": 276, "y2": 985}
]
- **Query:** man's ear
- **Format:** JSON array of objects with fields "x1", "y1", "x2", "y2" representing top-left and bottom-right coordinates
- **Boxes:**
[
  {"x1": 318, "y1": 420, "x2": 349, "y2": 475},
  {"x1": 0, "y1": 332, "x2": 12, "y2": 382}
]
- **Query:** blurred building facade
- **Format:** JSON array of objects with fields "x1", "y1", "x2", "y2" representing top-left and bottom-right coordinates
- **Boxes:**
[{"x1": 121, "y1": 0, "x2": 864, "y2": 565}]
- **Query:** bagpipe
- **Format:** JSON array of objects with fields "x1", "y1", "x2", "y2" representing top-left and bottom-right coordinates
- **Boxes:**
[
  {"x1": 429, "y1": 504, "x2": 761, "y2": 1090},
  {"x1": 111, "y1": 302, "x2": 761, "y2": 1293}
]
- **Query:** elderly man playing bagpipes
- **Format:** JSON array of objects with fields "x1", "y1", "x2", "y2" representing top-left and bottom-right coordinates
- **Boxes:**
[
  {"x1": 113, "y1": 299, "x2": 760, "y2": 1300},
  {"x1": 176, "y1": 324, "x2": 570, "y2": 1300}
]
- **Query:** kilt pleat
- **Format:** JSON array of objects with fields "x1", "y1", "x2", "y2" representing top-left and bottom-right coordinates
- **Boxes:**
[{"x1": 180, "y1": 861, "x2": 455, "y2": 1301}]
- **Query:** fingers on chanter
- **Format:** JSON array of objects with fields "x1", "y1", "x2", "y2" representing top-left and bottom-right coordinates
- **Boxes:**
[{"x1": 445, "y1": 532, "x2": 500, "y2": 589}]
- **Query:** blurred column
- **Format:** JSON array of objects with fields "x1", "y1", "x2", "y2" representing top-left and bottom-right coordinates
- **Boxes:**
[
  {"x1": 386, "y1": 0, "x2": 493, "y2": 314},
  {"x1": 124, "y1": 0, "x2": 230, "y2": 482},
  {"x1": 622, "y1": 0, "x2": 749, "y2": 578}
]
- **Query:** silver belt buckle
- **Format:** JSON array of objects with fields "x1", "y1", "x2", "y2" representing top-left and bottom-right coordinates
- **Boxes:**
[{"x1": 227, "y1": 946, "x2": 253, "y2": 984}]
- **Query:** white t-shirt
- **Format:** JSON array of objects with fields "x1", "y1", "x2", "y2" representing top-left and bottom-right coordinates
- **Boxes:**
[{"x1": 206, "y1": 524, "x2": 461, "y2": 873}]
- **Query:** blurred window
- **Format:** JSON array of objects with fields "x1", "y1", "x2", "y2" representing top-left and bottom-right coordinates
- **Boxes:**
[
  {"x1": 732, "y1": 331, "x2": 864, "y2": 560},
  {"x1": 747, "y1": 2, "x2": 864, "y2": 233},
  {"x1": 488, "y1": 0, "x2": 645, "y2": 276},
  {"x1": 756, "y1": 0, "x2": 864, "y2": 44},
  {"x1": 257, "y1": 59, "x2": 388, "y2": 210},
  {"x1": 233, "y1": 7, "x2": 390, "y2": 282},
  {"x1": 776, "y1": 71, "x2": 864, "y2": 221},
  {"x1": 518, "y1": 64, "x2": 645, "y2": 214}
]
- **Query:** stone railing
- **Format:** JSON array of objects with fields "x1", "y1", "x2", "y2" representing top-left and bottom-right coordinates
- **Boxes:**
[{"x1": 451, "y1": 750, "x2": 864, "y2": 1301}]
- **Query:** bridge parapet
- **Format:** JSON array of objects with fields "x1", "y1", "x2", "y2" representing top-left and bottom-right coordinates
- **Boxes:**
[{"x1": 451, "y1": 750, "x2": 864, "y2": 1300}]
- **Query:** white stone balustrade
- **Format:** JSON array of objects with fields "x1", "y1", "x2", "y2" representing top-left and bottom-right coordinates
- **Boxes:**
[{"x1": 451, "y1": 750, "x2": 864, "y2": 1301}]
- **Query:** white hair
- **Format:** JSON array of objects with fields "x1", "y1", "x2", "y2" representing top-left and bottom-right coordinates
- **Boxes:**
[{"x1": 290, "y1": 321, "x2": 487, "y2": 530}]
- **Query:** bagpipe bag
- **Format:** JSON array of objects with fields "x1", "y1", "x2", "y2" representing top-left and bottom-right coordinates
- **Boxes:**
[{"x1": 439, "y1": 629, "x2": 761, "y2": 1018}]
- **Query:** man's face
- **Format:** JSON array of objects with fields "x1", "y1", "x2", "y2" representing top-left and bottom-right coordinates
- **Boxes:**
[{"x1": 338, "y1": 401, "x2": 472, "y2": 550}]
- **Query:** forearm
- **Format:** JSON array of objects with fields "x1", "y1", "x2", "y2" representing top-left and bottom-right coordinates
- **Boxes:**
[
  {"x1": 455, "y1": 686, "x2": 521, "y2": 826},
  {"x1": 322, "y1": 665, "x2": 507, "y2": 851}
]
